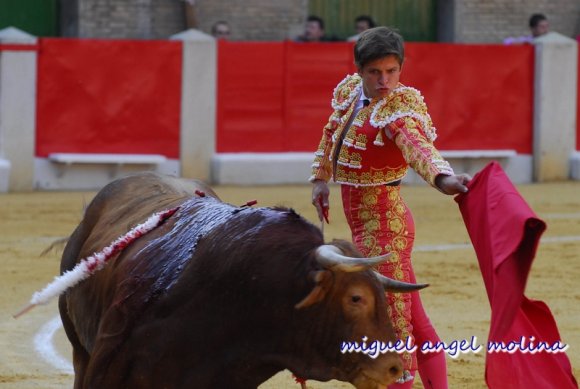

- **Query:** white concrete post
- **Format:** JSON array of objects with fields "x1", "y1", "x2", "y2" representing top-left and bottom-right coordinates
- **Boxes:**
[
  {"x1": 533, "y1": 32, "x2": 578, "y2": 181},
  {"x1": 0, "y1": 27, "x2": 38, "y2": 192},
  {"x1": 170, "y1": 29, "x2": 216, "y2": 183}
]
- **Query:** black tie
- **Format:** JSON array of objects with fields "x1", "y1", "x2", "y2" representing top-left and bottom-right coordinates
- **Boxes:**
[{"x1": 363, "y1": 99, "x2": 370, "y2": 107}]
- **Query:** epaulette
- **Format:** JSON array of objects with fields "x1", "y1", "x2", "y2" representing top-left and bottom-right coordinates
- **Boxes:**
[
  {"x1": 331, "y1": 74, "x2": 362, "y2": 111},
  {"x1": 369, "y1": 85, "x2": 437, "y2": 142}
]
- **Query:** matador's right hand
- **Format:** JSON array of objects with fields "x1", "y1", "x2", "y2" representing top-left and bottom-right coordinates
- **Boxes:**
[
  {"x1": 311, "y1": 179, "x2": 330, "y2": 223},
  {"x1": 435, "y1": 173, "x2": 472, "y2": 195}
]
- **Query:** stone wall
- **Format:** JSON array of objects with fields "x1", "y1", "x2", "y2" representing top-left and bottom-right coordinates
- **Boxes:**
[
  {"x1": 73, "y1": 0, "x2": 185, "y2": 39},
  {"x1": 444, "y1": 0, "x2": 580, "y2": 43},
  {"x1": 64, "y1": 0, "x2": 306, "y2": 40},
  {"x1": 62, "y1": 0, "x2": 580, "y2": 42},
  {"x1": 194, "y1": 0, "x2": 307, "y2": 41}
]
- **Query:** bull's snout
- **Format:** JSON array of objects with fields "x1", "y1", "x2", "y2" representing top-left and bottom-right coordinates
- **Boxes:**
[
  {"x1": 386, "y1": 358, "x2": 403, "y2": 383},
  {"x1": 352, "y1": 355, "x2": 403, "y2": 389}
]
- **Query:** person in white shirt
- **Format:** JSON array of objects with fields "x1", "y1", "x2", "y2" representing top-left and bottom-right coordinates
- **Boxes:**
[{"x1": 504, "y1": 13, "x2": 549, "y2": 45}]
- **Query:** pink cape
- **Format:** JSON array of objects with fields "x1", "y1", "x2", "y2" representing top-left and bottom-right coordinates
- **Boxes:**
[{"x1": 455, "y1": 162, "x2": 577, "y2": 388}]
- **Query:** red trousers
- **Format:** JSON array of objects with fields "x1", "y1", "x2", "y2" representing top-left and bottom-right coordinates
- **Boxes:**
[{"x1": 341, "y1": 184, "x2": 442, "y2": 373}]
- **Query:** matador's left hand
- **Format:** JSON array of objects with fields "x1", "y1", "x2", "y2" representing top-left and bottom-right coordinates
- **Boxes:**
[{"x1": 435, "y1": 173, "x2": 471, "y2": 195}]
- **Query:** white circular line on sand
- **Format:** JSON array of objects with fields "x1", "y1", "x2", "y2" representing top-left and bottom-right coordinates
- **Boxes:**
[
  {"x1": 35, "y1": 234, "x2": 580, "y2": 373},
  {"x1": 414, "y1": 235, "x2": 580, "y2": 252},
  {"x1": 542, "y1": 212, "x2": 580, "y2": 220},
  {"x1": 34, "y1": 315, "x2": 74, "y2": 374}
]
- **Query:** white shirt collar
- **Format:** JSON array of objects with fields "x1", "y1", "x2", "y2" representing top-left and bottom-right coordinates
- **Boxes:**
[{"x1": 359, "y1": 90, "x2": 369, "y2": 102}]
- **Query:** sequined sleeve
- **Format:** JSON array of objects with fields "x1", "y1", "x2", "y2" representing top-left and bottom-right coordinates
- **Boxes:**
[
  {"x1": 310, "y1": 74, "x2": 362, "y2": 183},
  {"x1": 309, "y1": 110, "x2": 340, "y2": 182},
  {"x1": 387, "y1": 117, "x2": 454, "y2": 186}
]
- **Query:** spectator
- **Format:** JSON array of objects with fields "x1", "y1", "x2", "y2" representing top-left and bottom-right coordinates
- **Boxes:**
[
  {"x1": 295, "y1": 15, "x2": 334, "y2": 42},
  {"x1": 529, "y1": 13, "x2": 550, "y2": 37},
  {"x1": 211, "y1": 20, "x2": 231, "y2": 40},
  {"x1": 504, "y1": 13, "x2": 549, "y2": 44},
  {"x1": 347, "y1": 15, "x2": 376, "y2": 42}
]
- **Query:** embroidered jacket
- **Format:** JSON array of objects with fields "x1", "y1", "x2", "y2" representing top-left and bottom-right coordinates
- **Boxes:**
[{"x1": 310, "y1": 74, "x2": 454, "y2": 186}]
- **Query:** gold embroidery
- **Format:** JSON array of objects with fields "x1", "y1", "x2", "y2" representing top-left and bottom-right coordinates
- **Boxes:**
[
  {"x1": 388, "y1": 217, "x2": 404, "y2": 234},
  {"x1": 338, "y1": 148, "x2": 350, "y2": 164},
  {"x1": 343, "y1": 118, "x2": 357, "y2": 146},
  {"x1": 332, "y1": 74, "x2": 362, "y2": 110},
  {"x1": 355, "y1": 133, "x2": 367, "y2": 149},
  {"x1": 352, "y1": 186, "x2": 413, "y2": 370},
  {"x1": 392, "y1": 236, "x2": 407, "y2": 251},
  {"x1": 384, "y1": 188, "x2": 413, "y2": 370},
  {"x1": 392, "y1": 117, "x2": 448, "y2": 185},
  {"x1": 313, "y1": 80, "x2": 449, "y2": 188},
  {"x1": 335, "y1": 165, "x2": 407, "y2": 186},
  {"x1": 349, "y1": 152, "x2": 362, "y2": 168}
]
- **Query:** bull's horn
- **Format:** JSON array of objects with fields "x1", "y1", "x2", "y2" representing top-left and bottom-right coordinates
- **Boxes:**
[
  {"x1": 375, "y1": 272, "x2": 429, "y2": 292},
  {"x1": 315, "y1": 245, "x2": 391, "y2": 272}
]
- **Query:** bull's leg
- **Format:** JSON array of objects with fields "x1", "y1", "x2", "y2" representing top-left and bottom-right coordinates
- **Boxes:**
[
  {"x1": 58, "y1": 222, "x2": 94, "y2": 388},
  {"x1": 80, "y1": 304, "x2": 135, "y2": 389},
  {"x1": 59, "y1": 295, "x2": 90, "y2": 389}
]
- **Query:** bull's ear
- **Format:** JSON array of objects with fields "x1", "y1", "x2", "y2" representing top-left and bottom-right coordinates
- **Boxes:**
[{"x1": 295, "y1": 270, "x2": 332, "y2": 309}]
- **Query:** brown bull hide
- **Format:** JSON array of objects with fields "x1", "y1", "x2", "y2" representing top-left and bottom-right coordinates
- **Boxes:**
[{"x1": 59, "y1": 172, "x2": 406, "y2": 389}]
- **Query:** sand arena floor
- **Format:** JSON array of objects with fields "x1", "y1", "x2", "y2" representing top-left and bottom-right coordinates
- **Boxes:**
[{"x1": 1, "y1": 181, "x2": 579, "y2": 388}]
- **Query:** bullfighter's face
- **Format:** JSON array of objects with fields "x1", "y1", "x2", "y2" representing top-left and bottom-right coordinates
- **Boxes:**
[{"x1": 358, "y1": 55, "x2": 402, "y2": 100}]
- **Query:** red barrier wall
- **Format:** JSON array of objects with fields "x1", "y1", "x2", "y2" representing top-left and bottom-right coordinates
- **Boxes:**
[
  {"x1": 402, "y1": 43, "x2": 533, "y2": 153},
  {"x1": 217, "y1": 41, "x2": 356, "y2": 152},
  {"x1": 36, "y1": 38, "x2": 182, "y2": 158},
  {"x1": 34, "y1": 39, "x2": 536, "y2": 157},
  {"x1": 217, "y1": 42, "x2": 534, "y2": 154}
]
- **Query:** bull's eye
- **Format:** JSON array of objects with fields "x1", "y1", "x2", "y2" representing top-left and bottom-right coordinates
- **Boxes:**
[{"x1": 351, "y1": 295, "x2": 361, "y2": 303}]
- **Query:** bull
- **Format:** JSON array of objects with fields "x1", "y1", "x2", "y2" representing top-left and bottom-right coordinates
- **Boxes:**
[{"x1": 58, "y1": 172, "x2": 425, "y2": 389}]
